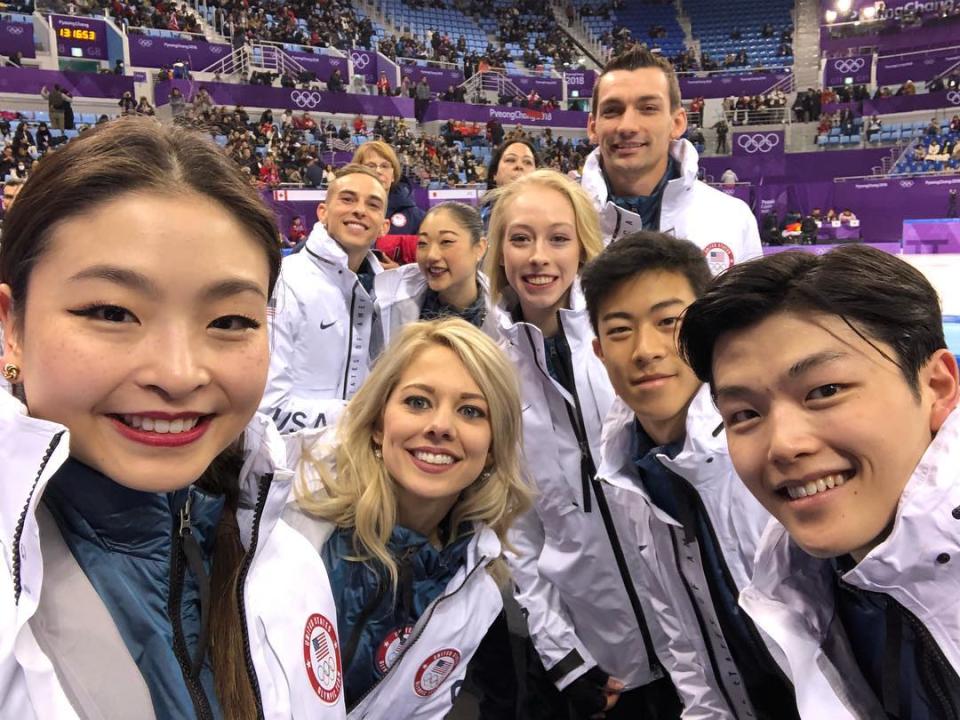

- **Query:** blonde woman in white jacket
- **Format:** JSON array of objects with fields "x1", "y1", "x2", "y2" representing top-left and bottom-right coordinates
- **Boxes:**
[
  {"x1": 287, "y1": 319, "x2": 532, "y2": 719},
  {"x1": 483, "y1": 169, "x2": 681, "y2": 719},
  {"x1": 681, "y1": 245, "x2": 960, "y2": 718},
  {"x1": 0, "y1": 119, "x2": 345, "y2": 719}
]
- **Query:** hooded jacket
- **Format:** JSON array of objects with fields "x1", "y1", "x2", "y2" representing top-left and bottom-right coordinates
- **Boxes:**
[
  {"x1": 386, "y1": 180, "x2": 426, "y2": 236},
  {"x1": 597, "y1": 387, "x2": 783, "y2": 719},
  {"x1": 374, "y1": 263, "x2": 496, "y2": 345},
  {"x1": 580, "y1": 139, "x2": 762, "y2": 273},
  {"x1": 283, "y1": 429, "x2": 505, "y2": 719},
  {"x1": 260, "y1": 222, "x2": 383, "y2": 434},
  {"x1": 0, "y1": 391, "x2": 346, "y2": 719},
  {"x1": 739, "y1": 407, "x2": 960, "y2": 719},
  {"x1": 490, "y1": 286, "x2": 665, "y2": 692}
]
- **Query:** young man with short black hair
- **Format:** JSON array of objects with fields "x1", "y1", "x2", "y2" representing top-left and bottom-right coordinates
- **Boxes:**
[
  {"x1": 581, "y1": 47, "x2": 760, "y2": 273},
  {"x1": 261, "y1": 164, "x2": 390, "y2": 432},
  {"x1": 581, "y1": 231, "x2": 800, "y2": 719},
  {"x1": 680, "y1": 245, "x2": 960, "y2": 717}
]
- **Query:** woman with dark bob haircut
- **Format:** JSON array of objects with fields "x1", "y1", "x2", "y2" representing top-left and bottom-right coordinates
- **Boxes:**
[{"x1": 0, "y1": 117, "x2": 346, "y2": 718}]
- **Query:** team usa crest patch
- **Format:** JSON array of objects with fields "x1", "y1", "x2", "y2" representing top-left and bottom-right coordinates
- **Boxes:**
[
  {"x1": 391, "y1": 212, "x2": 408, "y2": 228},
  {"x1": 703, "y1": 242, "x2": 735, "y2": 274},
  {"x1": 413, "y1": 648, "x2": 461, "y2": 697},
  {"x1": 303, "y1": 613, "x2": 343, "y2": 704},
  {"x1": 376, "y1": 624, "x2": 414, "y2": 673}
]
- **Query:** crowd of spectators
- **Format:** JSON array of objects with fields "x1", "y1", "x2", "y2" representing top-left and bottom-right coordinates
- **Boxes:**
[
  {"x1": 97, "y1": 0, "x2": 203, "y2": 36},
  {"x1": 720, "y1": 90, "x2": 789, "y2": 125}
]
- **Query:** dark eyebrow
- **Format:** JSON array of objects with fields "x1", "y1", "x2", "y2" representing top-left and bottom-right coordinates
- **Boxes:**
[
  {"x1": 69, "y1": 266, "x2": 265, "y2": 301},
  {"x1": 69, "y1": 265, "x2": 159, "y2": 297},
  {"x1": 715, "y1": 351, "x2": 849, "y2": 404},
  {"x1": 600, "y1": 298, "x2": 685, "y2": 324},
  {"x1": 788, "y1": 350, "x2": 848, "y2": 378},
  {"x1": 203, "y1": 278, "x2": 267, "y2": 301}
]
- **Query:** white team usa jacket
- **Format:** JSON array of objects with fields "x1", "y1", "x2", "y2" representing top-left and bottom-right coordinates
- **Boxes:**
[
  {"x1": 374, "y1": 262, "x2": 497, "y2": 345},
  {"x1": 491, "y1": 286, "x2": 664, "y2": 692},
  {"x1": 597, "y1": 387, "x2": 776, "y2": 719},
  {"x1": 0, "y1": 391, "x2": 346, "y2": 719},
  {"x1": 260, "y1": 223, "x2": 383, "y2": 434},
  {"x1": 739, "y1": 406, "x2": 960, "y2": 719},
  {"x1": 286, "y1": 429, "x2": 506, "y2": 719},
  {"x1": 580, "y1": 138, "x2": 763, "y2": 272}
]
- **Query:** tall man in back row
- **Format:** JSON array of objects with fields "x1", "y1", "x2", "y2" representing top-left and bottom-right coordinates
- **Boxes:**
[{"x1": 581, "y1": 47, "x2": 761, "y2": 273}]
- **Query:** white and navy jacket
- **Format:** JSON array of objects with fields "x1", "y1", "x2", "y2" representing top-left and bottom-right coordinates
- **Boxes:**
[
  {"x1": 374, "y1": 263, "x2": 497, "y2": 345},
  {"x1": 597, "y1": 387, "x2": 775, "y2": 719},
  {"x1": 0, "y1": 391, "x2": 347, "y2": 719},
  {"x1": 261, "y1": 223, "x2": 383, "y2": 434},
  {"x1": 286, "y1": 429, "x2": 506, "y2": 720},
  {"x1": 490, "y1": 286, "x2": 664, "y2": 692},
  {"x1": 580, "y1": 139, "x2": 762, "y2": 272},
  {"x1": 739, "y1": 407, "x2": 960, "y2": 719}
]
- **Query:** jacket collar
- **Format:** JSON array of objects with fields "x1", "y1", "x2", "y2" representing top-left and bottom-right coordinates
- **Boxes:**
[
  {"x1": 597, "y1": 384, "x2": 724, "y2": 483},
  {"x1": 493, "y1": 278, "x2": 589, "y2": 339},
  {"x1": 581, "y1": 138, "x2": 698, "y2": 209},
  {"x1": 303, "y1": 221, "x2": 383, "y2": 275}
]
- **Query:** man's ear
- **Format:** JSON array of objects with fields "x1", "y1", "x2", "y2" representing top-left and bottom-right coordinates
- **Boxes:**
[
  {"x1": 316, "y1": 202, "x2": 327, "y2": 224},
  {"x1": 925, "y1": 348, "x2": 960, "y2": 433},
  {"x1": 592, "y1": 335, "x2": 604, "y2": 361},
  {"x1": 379, "y1": 217, "x2": 391, "y2": 238}
]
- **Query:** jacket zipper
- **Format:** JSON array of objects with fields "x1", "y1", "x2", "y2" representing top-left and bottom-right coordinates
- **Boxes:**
[
  {"x1": 838, "y1": 578, "x2": 960, "y2": 719},
  {"x1": 532, "y1": 317, "x2": 665, "y2": 679},
  {"x1": 685, "y1": 483, "x2": 797, "y2": 698},
  {"x1": 348, "y1": 556, "x2": 490, "y2": 716},
  {"x1": 168, "y1": 491, "x2": 214, "y2": 720},
  {"x1": 12, "y1": 431, "x2": 65, "y2": 603},
  {"x1": 341, "y1": 282, "x2": 359, "y2": 400},
  {"x1": 236, "y1": 473, "x2": 274, "y2": 720}
]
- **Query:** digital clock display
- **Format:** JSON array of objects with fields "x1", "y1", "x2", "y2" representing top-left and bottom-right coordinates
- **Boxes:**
[{"x1": 57, "y1": 27, "x2": 97, "y2": 42}]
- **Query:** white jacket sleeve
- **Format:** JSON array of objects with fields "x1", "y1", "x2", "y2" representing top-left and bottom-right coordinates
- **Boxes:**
[
  {"x1": 260, "y1": 285, "x2": 347, "y2": 434},
  {"x1": 739, "y1": 203, "x2": 763, "y2": 262},
  {"x1": 506, "y1": 506, "x2": 599, "y2": 690}
]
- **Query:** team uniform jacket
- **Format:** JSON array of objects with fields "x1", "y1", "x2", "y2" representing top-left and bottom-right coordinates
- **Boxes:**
[
  {"x1": 374, "y1": 263, "x2": 497, "y2": 344},
  {"x1": 260, "y1": 223, "x2": 383, "y2": 434},
  {"x1": 0, "y1": 391, "x2": 346, "y2": 719},
  {"x1": 739, "y1": 407, "x2": 960, "y2": 719},
  {"x1": 580, "y1": 139, "x2": 762, "y2": 273},
  {"x1": 597, "y1": 388, "x2": 781, "y2": 719},
  {"x1": 490, "y1": 287, "x2": 665, "y2": 692},
  {"x1": 285, "y1": 429, "x2": 506, "y2": 719}
]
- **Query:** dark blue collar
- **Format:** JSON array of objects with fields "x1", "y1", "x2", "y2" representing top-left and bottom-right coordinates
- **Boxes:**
[{"x1": 43, "y1": 457, "x2": 224, "y2": 558}]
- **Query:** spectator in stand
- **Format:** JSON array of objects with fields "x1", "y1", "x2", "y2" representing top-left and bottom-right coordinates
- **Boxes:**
[
  {"x1": 951, "y1": 115, "x2": 960, "y2": 133},
  {"x1": 41, "y1": 84, "x2": 68, "y2": 131},
  {"x1": 838, "y1": 208, "x2": 858, "y2": 223},
  {"x1": 898, "y1": 79, "x2": 916, "y2": 96},
  {"x1": 720, "y1": 168, "x2": 738, "y2": 185},
  {"x1": 712, "y1": 116, "x2": 729, "y2": 153},
  {"x1": 304, "y1": 156, "x2": 325, "y2": 188},
  {"x1": 327, "y1": 68, "x2": 346, "y2": 93},
  {"x1": 927, "y1": 117, "x2": 940, "y2": 136},
  {"x1": 485, "y1": 139, "x2": 539, "y2": 190},
  {"x1": 414, "y1": 77, "x2": 432, "y2": 124},
  {"x1": 35, "y1": 122, "x2": 52, "y2": 154},
  {"x1": 376, "y1": 71, "x2": 391, "y2": 96},
  {"x1": 686, "y1": 124, "x2": 705, "y2": 154},
  {"x1": 353, "y1": 115, "x2": 367, "y2": 135},
  {"x1": 913, "y1": 143, "x2": 927, "y2": 162},
  {"x1": 865, "y1": 115, "x2": 882, "y2": 141},
  {"x1": 2, "y1": 177, "x2": 23, "y2": 215},
  {"x1": 353, "y1": 140, "x2": 426, "y2": 237},
  {"x1": 118, "y1": 91, "x2": 137, "y2": 115},
  {"x1": 169, "y1": 87, "x2": 186, "y2": 118},
  {"x1": 136, "y1": 96, "x2": 156, "y2": 116},
  {"x1": 288, "y1": 216, "x2": 308, "y2": 246},
  {"x1": 259, "y1": 154, "x2": 281, "y2": 188}
]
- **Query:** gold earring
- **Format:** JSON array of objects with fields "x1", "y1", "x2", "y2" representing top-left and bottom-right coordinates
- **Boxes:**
[{"x1": 2, "y1": 363, "x2": 20, "y2": 382}]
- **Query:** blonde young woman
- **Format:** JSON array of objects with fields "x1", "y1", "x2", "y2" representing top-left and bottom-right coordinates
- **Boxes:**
[
  {"x1": 286, "y1": 318, "x2": 532, "y2": 719},
  {"x1": 484, "y1": 169, "x2": 681, "y2": 718}
]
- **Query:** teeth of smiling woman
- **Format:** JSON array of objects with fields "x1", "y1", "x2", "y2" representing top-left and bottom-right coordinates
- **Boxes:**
[
  {"x1": 413, "y1": 451, "x2": 455, "y2": 465},
  {"x1": 786, "y1": 473, "x2": 847, "y2": 499},
  {"x1": 123, "y1": 415, "x2": 200, "y2": 433},
  {"x1": 526, "y1": 276, "x2": 554, "y2": 286}
]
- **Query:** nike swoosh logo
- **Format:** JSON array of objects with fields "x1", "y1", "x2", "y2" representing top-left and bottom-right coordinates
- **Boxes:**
[{"x1": 320, "y1": 320, "x2": 336, "y2": 330}]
